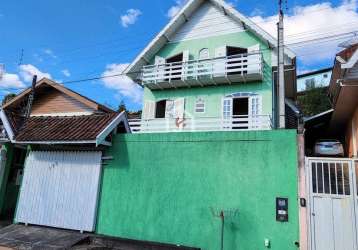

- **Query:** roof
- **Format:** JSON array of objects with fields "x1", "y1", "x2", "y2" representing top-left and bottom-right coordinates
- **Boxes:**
[
  {"x1": 304, "y1": 109, "x2": 334, "y2": 123},
  {"x1": 11, "y1": 112, "x2": 130, "y2": 144},
  {"x1": 297, "y1": 67, "x2": 332, "y2": 79},
  {"x1": 341, "y1": 49, "x2": 358, "y2": 69},
  {"x1": 304, "y1": 109, "x2": 334, "y2": 137},
  {"x1": 2, "y1": 78, "x2": 113, "y2": 113},
  {"x1": 124, "y1": 0, "x2": 296, "y2": 79},
  {"x1": 338, "y1": 36, "x2": 358, "y2": 48}
]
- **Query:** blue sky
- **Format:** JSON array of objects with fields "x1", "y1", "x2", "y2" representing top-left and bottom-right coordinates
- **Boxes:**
[{"x1": 0, "y1": 0, "x2": 357, "y2": 111}]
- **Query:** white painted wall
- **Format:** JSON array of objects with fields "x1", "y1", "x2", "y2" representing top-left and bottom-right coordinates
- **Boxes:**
[
  {"x1": 297, "y1": 70, "x2": 332, "y2": 92},
  {"x1": 169, "y1": 1, "x2": 244, "y2": 43}
]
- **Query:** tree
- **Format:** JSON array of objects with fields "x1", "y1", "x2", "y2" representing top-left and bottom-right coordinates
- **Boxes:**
[
  {"x1": 118, "y1": 101, "x2": 127, "y2": 112},
  {"x1": 297, "y1": 87, "x2": 332, "y2": 117},
  {"x1": 2, "y1": 93, "x2": 16, "y2": 106}
]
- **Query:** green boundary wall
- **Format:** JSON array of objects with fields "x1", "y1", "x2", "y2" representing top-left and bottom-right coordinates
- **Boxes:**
[{"x1": 97, "y1": 130, "x2": 298, "y2": 250}]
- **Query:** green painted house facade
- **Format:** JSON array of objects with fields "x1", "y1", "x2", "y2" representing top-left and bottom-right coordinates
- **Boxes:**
[
  {"x1": 143, "y1": 31, "x2": 273, "y2": 120},
  {"x1": 125, "y1": 0, "x2": 296, "y2": 133}
]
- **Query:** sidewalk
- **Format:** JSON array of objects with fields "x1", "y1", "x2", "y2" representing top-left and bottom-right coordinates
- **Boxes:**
[{"x1": 0, "y1": 224, "x2": 199, "y2": 250}]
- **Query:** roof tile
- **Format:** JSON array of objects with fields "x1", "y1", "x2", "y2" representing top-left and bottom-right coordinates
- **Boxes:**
[{"x1": 15, "y1": 113, "x2": 118, "y2": 142}]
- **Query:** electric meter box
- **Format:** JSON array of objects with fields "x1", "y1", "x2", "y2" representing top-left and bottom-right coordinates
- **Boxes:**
[{"x1": 276, "y1": 197, "x2": 288, "y2": 222}]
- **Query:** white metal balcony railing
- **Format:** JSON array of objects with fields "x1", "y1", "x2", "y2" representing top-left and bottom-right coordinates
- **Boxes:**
[
  {"x1": 128, "y1": 115, "x2": 272, "y2": 133},
  {"x1": 141, "y1": 52, "x2": 264, "y2": 89}
]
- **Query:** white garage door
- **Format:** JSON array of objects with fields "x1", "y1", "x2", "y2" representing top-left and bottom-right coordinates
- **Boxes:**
[{"x1": 15, "y1": 151, "x2": 102, "y2": 232}]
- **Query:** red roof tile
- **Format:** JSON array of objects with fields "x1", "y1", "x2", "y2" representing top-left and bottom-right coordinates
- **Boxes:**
[{"x1": 15, "y1": 113, "x2": 118, "y2": 142}]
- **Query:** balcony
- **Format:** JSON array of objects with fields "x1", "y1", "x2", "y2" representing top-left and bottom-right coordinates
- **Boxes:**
[
  {"x1": 129, "y1": 115, "x2": 271, "y2": 133},
  {"x1": 141, "y1": 52, "x2": 264, "y2": 90}
]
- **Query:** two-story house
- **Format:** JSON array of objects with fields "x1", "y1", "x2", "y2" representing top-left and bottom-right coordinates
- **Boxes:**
[{"x1": 125, "y1": 0, "x2": 297, "y2": 133}]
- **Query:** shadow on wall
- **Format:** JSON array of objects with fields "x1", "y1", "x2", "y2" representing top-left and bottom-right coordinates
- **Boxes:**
[{"x1": 112, "y1": 137, "x2": 130, "y2": 170}]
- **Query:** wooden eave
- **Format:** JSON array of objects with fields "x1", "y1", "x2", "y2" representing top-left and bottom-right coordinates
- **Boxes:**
[{"x1": 2, "y1": 78, "x2": 113, "y2": 113}]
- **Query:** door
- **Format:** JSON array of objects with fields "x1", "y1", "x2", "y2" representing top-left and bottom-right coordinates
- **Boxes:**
[
  {"x1": 155, "y1": 56, "x2": 166, "y2": 82},
  {"x1": 232, "y1": 97, "x2": 249, "y2": 129},
  {"x1": 222, "y1": 97, "x2": 233, "y2": 129},
  {"x1": 143, "y1": 101, "x2": 155, "y2": 120},
  {"x1": 308, "y1": 159, "x2": 357, "y2": 250},
  {"x1": 174, "y1": 98, "x2": 185, "y2": 129},
  {"x1": 214, "y1": 46, "x2": 227, "y2": 77},
  {"x1": 15, "y1": 151, "x2": 102, "y2": 232},
  {"x1": 247, "y1": 44, "x2": 261, "y2": 74},
  {"x1": 165, "y1": 100, "x2": 175, "y2": 119},
  {"x1": 182, "y1": 50, "x2": 189, "y2": 81},
  {"x1": 249, "y1": 95, "x2": 262, "y2": 129}
]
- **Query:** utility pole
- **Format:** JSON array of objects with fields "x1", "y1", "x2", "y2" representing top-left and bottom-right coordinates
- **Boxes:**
[
  {"x1": 25, "y1": 75, "x2": 37, "y2": 118},
  {"x1": 277, "y1": 0, "x2": 286, "y2": 129}
]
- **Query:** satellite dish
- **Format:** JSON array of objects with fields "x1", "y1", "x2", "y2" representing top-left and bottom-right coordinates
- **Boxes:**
[{"x1": 0, "y1": 64, "x2": 4, "y2": 81}]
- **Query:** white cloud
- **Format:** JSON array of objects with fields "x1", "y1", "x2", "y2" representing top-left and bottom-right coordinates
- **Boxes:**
[
  {"x1": 0, "y1": 73, "x2": 25, "y2": 89},
  {"x1": 101, "y1": 63, "x2": 143, "y2": 104},
  {"x1": 121, "y1": 9, "x2": 142, "y2": 28},
  {"x1": 43, "y1": 49, "x2": 57, "y2": 59},
  {"x1": 167, "y1": 0, "x2": 188, "y2": 18},
  {"x1": 19, "y1": 64, "x2": 51, "y2": 82},
  {"x1": 250, "y1": 0, "x2": 358, "y2": 65},
  {"x1": 62, "y1": 69, "x2": 71, "y2": 77},
  {"x1": 227, "y1": 0, "x2": 238, "y2": 7},
  {"x1": 33, "y1": 53, "x2": 44, "y2": 62}
]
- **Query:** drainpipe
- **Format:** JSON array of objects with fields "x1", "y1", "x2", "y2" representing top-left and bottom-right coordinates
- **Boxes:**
[{"x1": 352, "y1": 119, "x2": 357, "y2": 158}]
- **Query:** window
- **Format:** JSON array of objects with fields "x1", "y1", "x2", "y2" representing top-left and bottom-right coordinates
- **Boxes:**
[
  {"x1": 155, "y1": 100, "x2": 167, "y2": 118},
  {"x1": 311, "y1": 161, "x2": 351, "y2": 195},
  {"x1": 195, "y1": 97, "x2": 205, "y2": 113},
  {"x1": 223, "y1": 98, "x2": 232, "y2": 119},
  {"x1": 305, "y1": 78, "x2": 315, "y2": 90},
  {"x1": 199, "y1": 48, "x2": 210, "y2": 60},
  {"x1": 323, "y1": 74, "x2": 328, "y2": 78}
]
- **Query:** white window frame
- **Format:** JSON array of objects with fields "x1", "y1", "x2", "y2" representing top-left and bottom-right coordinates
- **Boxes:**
[
  {"x1": 199, "y1": 48, "x2": 210, "y2": 60},
  {"x1": 195, "y1": 97, "x2": 206, "y2": 114},
  {"x1": 222, "y1": 93, "x2": 263, "y2": 129}
]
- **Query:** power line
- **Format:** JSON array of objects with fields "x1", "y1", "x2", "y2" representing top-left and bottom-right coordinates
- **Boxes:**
[
  {"x1": 38, "y1": 25, "x2": 358, "y2": 70},
  {"x1": 0, "y1": 4, "x2": 347, "y2": 62},
  {"x1": 0, "y1": 27, "x2": 356, "y2": 94}
]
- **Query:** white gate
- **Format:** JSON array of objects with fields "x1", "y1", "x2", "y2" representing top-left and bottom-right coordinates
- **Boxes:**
[
  {"x1": 15, "y1": 151, "x2": 102, "y2": 232},
  {"x1": 307, "y1": 158, "x2": 358, "y2": 250}
]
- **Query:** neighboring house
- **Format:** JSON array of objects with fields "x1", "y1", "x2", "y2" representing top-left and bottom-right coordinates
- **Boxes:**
[
  {"x1": 96, "y1": 1, "x2": 300, "y2": 250},
  {"x1": 0, "y1": 78, "x2": 129, "y2": 232},
  {"x1": 297, "y1": 68, "x2": 332, "y2": 92},
  {"x1": 125, "y1": 0, "x2": 297, "y2": 133},
  {"x1": 328, "y1": 42, "x2": 358, "y2": 157},
  {"x1": 300, "y1": 39, "x2": 358, "y2": 250}
]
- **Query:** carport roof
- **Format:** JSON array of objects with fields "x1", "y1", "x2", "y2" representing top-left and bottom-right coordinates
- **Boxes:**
[
  {"x1": 1, "y1": 111, "x2": 130, "y2": 145},
  {"x1": 15, "y1": 113, "x2": 117, "y2": 142}
]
